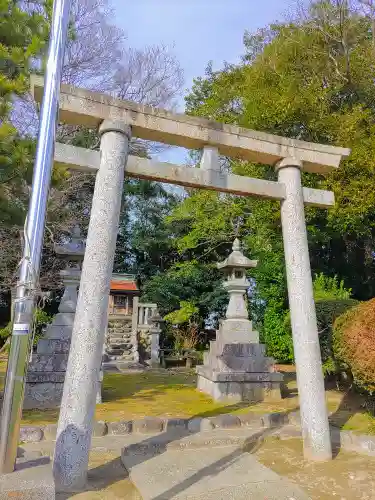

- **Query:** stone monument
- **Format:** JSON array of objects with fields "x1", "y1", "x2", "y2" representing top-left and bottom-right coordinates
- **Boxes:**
[
  {"x1": 149, "y1": 310, "x2": 163, "y2": 367},
  {"x1": 24, "y1": 227, "x2": 101, "y2": 408},
  {"x1": 196, "y1": 239, "x2": 283, "y2": 402}
]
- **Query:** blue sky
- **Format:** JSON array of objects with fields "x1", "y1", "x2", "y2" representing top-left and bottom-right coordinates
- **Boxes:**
[{"x1": 112, "y1": 0, "x2": 293, "y2": 162}]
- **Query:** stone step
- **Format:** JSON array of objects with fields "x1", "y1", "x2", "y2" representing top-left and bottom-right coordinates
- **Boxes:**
[
  {"x1": 121, "y1": 445, "x2": 310, "y2": 500},
  {"x1": 106, "y1": 354, "x2": 135, "y2": 361},
  {"x1": 108, "y1": 344, "x2": 133, "y2": 350},
  {"x1": 106, "y1": 349, "x2": 128, "y2": 356},
  {"x1": 108, "y1": 335, "x2": 132, "y2": 341},
  {"x1": 108, "y1": 333, "x2": 132, "y2": 338},
  {"x1": 109, "y1": 334, "x2": 132, "y2": 340},
  {"x1": 108, "y1": 330, "x2": 132, "y2": 336},
  {"x1": 108, "y1": 324, "x2": 132, "y2": 328}
]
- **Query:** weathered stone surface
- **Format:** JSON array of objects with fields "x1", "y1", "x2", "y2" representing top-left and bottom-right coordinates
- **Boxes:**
[
  {"x1": 46, "y1": 312, "x2": 74, "y2": 327},
  {"x1": 32, "y1": 74, "x2": 349, "y2": 174},
  {"x1": 187, "y1": 418, "x2": 202, "y2": 433},
  {"x1": 260, "y1": 412, "x2": 287, "y2": 428},
  {"x1": 44, "y1": 324, "x2": 73, "y2": 340},
  {"x1": 17, "y1": 447, "x2": 43, "y2": 459},
  {"x1": 23, "y1": 382, "x2": 64, "y2": 409},
  {"x1": 217, "y1": 319, "x2": 259, "y2": 344},
  {"x1": 28, "y1": 354, "x2": 69, "y2": 372},
  {"x1": 210, "y1": 355, "x2": 272, "y2": 373},
  {"x1": 238, "y1": 412, "x2": 262, "y2": 427},
  {"x1": 201, "y1": 418, "x2": 215, "y2": 432},
  {"x1": 210, "y1": 414, "x2": 241, "y2": 429},
  {"x1": 43, "y1": 424, "x2": 58, "y2": 441},
  {"x1": 133, "y1": 417, "x2": 164, "y2": 434},
  {"x1": 197, "y1": 373, "x2": 282, "y2": 403},
  {"x1": 26, "y1": 372, "x2": 65, "y2": 383},
  {"x1": 0, "y1": 460, "x2": 55, "y2": 500},
  {"x1": 277, "y1": 159, "x2": 332, "y2": 461},
  {"x1": 197, "y1": 366, "x2": 283, "y2": 383},
  {"x1": 288, "y1": 410, "x2": 301, "y2": 426},
  {"x1": 121, "y1": 445, "x2": 311, "y2": 500},
  {"x1": 55, "y1": 142, "x2": 336, "y2": 208},
  {"x1": 36, "y1": 339, "x2": 70, "y2": 354},
  {"x1": 187, "y1": 418, "x2": 215, "y2": 433},
  {"x1": 165, "y1": 418, "x2": 187, "y2": 431},
  {"x1": 19, "y1": 427, "x2": 44, "y2": 443},
  {"x1": 108, "y1": 421, "x2": 133, "y2": 435},
  {"x1": 92, "y1": 421, "x2": 107, "y2": 437},
  {"x1": 339, "y1": 431, "x2": 375, "y2": 456},
  {"x1": 219, "y1": 343, "x2": 266, "y2": 357},
  {"x1": 106, "y1": 316, "x2": 137, "y2": 361}
]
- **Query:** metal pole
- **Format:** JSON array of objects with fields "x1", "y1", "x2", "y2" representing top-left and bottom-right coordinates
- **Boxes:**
[{"x1": 0, "y1": 0, "x2": 72, "y2": 474}]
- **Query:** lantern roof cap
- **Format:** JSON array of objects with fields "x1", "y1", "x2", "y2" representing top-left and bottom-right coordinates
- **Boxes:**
[{"x1": 217, "y1": 239, "x2": 258, "y2": 270}]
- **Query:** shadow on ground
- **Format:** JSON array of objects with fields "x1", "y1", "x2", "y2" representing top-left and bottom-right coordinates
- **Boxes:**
[{"x1": 75, "y1": 405, "x2": 297, "y2": 498}]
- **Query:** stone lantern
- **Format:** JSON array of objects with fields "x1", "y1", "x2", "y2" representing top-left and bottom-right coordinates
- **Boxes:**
[
  {"x1": 49, "y1": 226, "x2": 85, "y2": 334},
  {"x1": 24, "y1": 226, "x2": 90, "y2": 409},
  {"x1": 218, "y1": 238, "x2": 257, "y2": 324},
  {"x1": 196, "y1": 238, "x2": 283, "y2": 402}
]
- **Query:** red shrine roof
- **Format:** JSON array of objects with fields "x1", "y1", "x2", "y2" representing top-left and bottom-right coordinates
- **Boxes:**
[
  {"x1": 110, "y1": 281, "x2": 138, "y2": 291},
  {"x1": 110, "y1": 273, "x2": 139, "y2": 292}
]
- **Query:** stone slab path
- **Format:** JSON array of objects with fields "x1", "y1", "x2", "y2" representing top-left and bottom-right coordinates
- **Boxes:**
[
  {"x1": 121, "y1": 445, "x2": 310, "y2": 500},
  {"x1": 0, "y1": 427, "x2": 311, "y2": 499}
]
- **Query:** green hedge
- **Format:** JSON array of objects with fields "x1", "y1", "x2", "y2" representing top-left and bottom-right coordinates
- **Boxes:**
[
  {"x1": 263, "y1": 298, "x2": 358, "y2": 367},
  {"x1": 263, "y1": 304, "x2": 294, "y2": 363}
]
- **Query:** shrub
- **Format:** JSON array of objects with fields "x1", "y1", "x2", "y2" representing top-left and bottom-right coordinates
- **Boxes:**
[
  {"x1": 262, "y1": 273, "x2": 353, "y2": 365},
  {"x1": 333, "y1": 298, "x2": 375, "y2": 394},
  {"x1": 315, "y1": 299, "x2": 358, "y2": 375},
  {"x1": 313, "y1": 273, "x2": 351, "y2": 301},
  {"x1": 263, "y1": 304, "x2": 294, "y2": 363},
  {"x1": 164, "y1": 301, "x2": 202, "y2": 350}
]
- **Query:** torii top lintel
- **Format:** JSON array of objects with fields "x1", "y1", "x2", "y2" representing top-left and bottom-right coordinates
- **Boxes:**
[{"x1": 31, "y1": 75, "x2": 350, "y2": 174}]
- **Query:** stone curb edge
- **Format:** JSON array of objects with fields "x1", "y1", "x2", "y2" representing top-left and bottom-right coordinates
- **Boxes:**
[{"x1": 18, "y1": 410, "x2": 375, "y2": 457}]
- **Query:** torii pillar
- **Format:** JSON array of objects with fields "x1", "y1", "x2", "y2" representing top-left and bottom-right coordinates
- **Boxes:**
[
  {"x1": 277, "y1": 157, "x2": 332, "y2": 461},
  {"x1": 53, "y1": 120, "x2": 131, "y2": 491}
]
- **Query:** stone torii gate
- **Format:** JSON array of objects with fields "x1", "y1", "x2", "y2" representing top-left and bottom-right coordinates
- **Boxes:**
[{"x1": 31, "y1": 75, "x2": 350, "y2": 490}]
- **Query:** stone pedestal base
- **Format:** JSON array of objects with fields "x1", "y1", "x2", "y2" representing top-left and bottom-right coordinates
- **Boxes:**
[
  {"x1": 24, "y1": 369, "x2": 66, "y2": 409},
  {"x1": 24, "y1": 382, "x2": 65, "y2": 409},
  {"x1": 196, "y1": 330, "x2": 283, "y2": 403},
  {"x1": 197, "y1": 365, "x2": 283, "y2": 403},
  {"x1": 25, "y1": 338, "x2": 103, "y2": 410}
]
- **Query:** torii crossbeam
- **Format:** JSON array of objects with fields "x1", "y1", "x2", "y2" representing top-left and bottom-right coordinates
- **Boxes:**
[{"x1": 31, "y1": 75, "x2": 350, "y2": 490}]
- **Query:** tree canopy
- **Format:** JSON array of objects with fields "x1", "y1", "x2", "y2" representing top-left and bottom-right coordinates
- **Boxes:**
[{"x1": 141, "y1": 0, "x2": 375, "y2": 360}]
